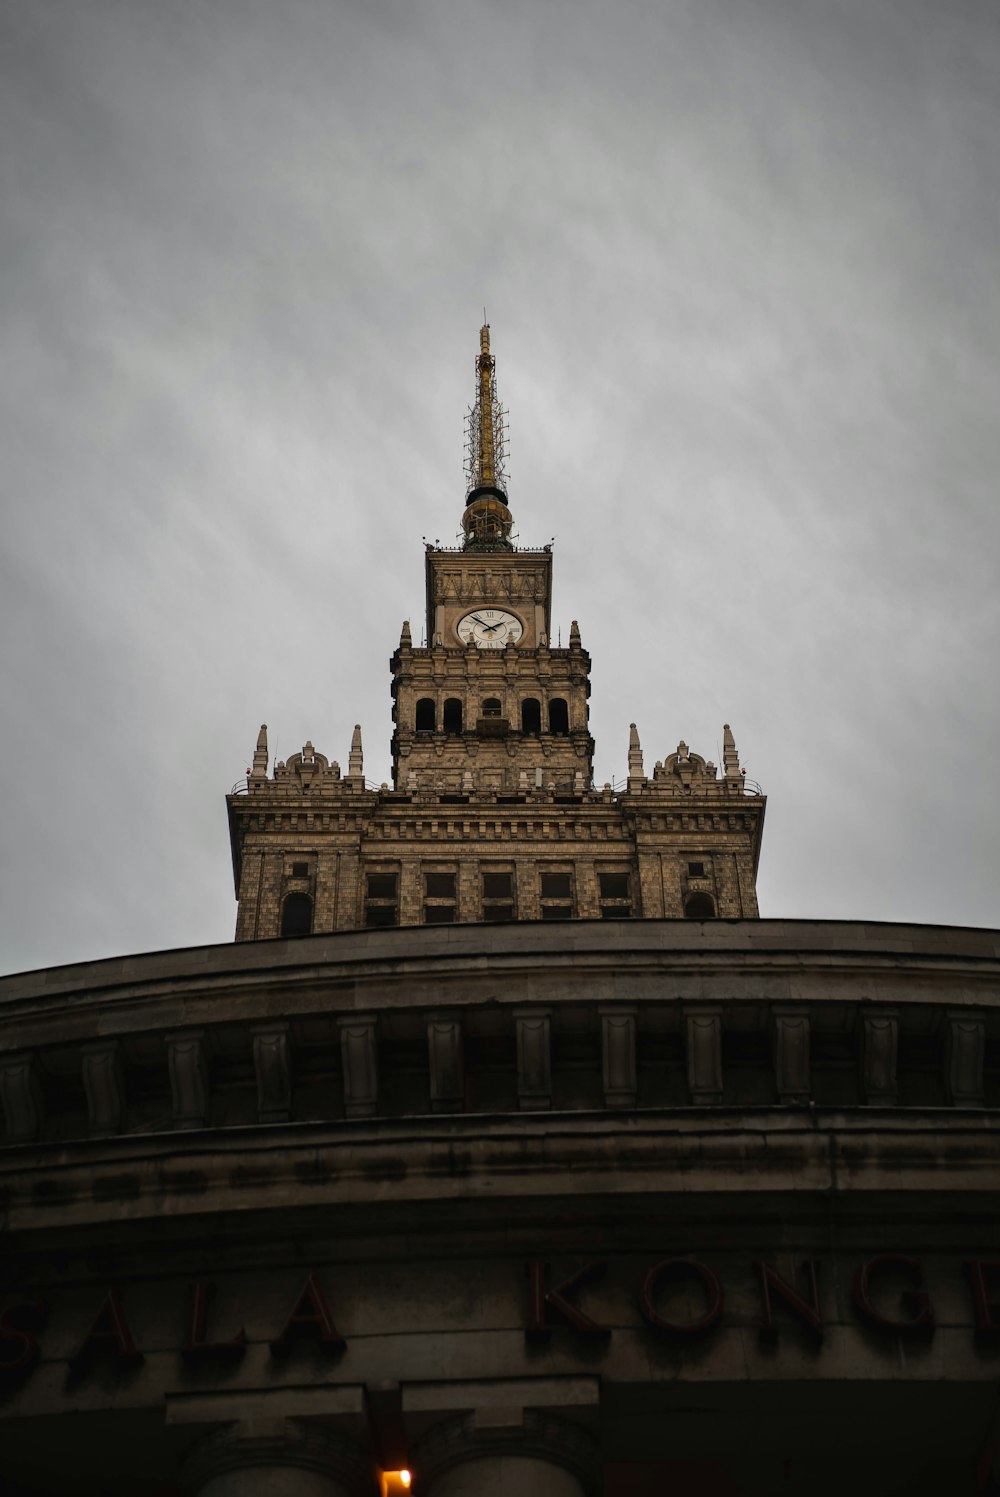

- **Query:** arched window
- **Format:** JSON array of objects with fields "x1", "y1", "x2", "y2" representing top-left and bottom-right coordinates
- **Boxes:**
[
  {"x1": 684, "y1": 892, "x2": 716, "y2": 920},
  {"x1": 548, "y1": 698, "x2": 569, "y2": 735},
  {"x1": 281, "y1": 892, "x2": 313, "y2": 938},
  {"x1": 443, "y1": 698, "x2": 463, "y2": 735},
  {"x1": 521, "y1": 698, "x2": 541, "y2": 735},
  {"x1": 415, "y1": 698, "x2": 436, "y2": 732},
  {"x1": 482, "y1": 698, "x2": 502, "y2": 718}
]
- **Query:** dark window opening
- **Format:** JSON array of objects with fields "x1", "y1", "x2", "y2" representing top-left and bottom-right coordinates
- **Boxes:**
[
  {"x1": 600, "y1": 907, "x2": 632, "y2": 919},
  {"x1": 424, "y1": 869, "x2": 457, "y2": 925},
  {"x1": 541, "y1": 871, "x2": 572, "y2": 900},
  {"x1": 443, "y1": 698, "x2": 463, "y2": 735},
  {"x1": 482, "y1": 698, "x2": 502, "y2": 718},
  {"x1": 541, "y1": 905, "x2": 573, "y2": 920},
  {"x1": 684, "y1": 892, "x2": 716, "y2": 919},
  {"x1": 521, "y1": 698, "x2": 541, "y2": 735},
  {"x1": 688, "y1": 861, "x2": 706, "y2": 878},
  {"x1": 291, "y1": 861, "x2": 309, "y2": 878},
  {"x1": 365, "y1": 870, "x2": 399, "y2": 929},
  {"x1": 365, "y1": 905, "x2": 397, "y2": 929},
  {"x1": 415, "y1": 698, "x2": 436, "y2": 732},
  {"x1": 483, "y1": 870, "x2": 515, "y2": 922},
  {"x1": 548, "y1": 698, "x2": 569, "y2": 735},
  {"x1": 281, "y1": 893, "x2": 313, "y2": 938},
  {"x1": 599, "y1": 873, "x2": 630, "y2": 901}
]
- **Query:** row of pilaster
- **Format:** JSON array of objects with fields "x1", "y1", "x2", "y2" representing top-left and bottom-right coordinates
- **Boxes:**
[{"x1": 0, "y1": 1007, "x2": 987, "y2": 1141}]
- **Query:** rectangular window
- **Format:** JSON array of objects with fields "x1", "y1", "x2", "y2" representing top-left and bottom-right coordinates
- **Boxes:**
[
  {"x1": 367, "y1": 873, "x2": 398, "y2": 900},
  {"x1": 688, "y1": 862, "x2": 706, "y2": 878},
  {"x1": 365, "y1": 871, "x2": 399, "y2": 928},
  {"x1": 482, "y1": 869, "x2": 515, "y2": 923},
  {"x1": 598, "y1": 869, "x2": 632, "y2": 919},
  {"x1": 423, "y1": 868, "x2": 457, "y2": 925},
  {"x1": 423, "y1": 904, "x2": 456, "y2": 924},
  {"x1": 539, "y1": 869, "x2": 574, "y2": 920},
  {"x1": 483, "y1": 871, "x2": 512, "y2": 900},
  {"x1": 291, "y1": 861, "x2": 309, "y2": 878}
]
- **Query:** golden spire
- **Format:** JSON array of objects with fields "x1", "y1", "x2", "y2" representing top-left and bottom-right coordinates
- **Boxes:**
[{"x1": 463, "y1": 323, "x2": 512, "y2": 550}]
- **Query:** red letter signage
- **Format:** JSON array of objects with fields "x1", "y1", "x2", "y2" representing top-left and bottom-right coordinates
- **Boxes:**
[
  {"x1": 0, "y1": 1302, "x2": 44, "y2": 1383},
  {"x1": 270, "y1": 1272, "x2": 345, "y2": 1356},
  {"x1": 852, "y1": 1256, "x2": 933, "y2": 1335},
  {"x1": 754, "y1": 1260, "x2": 823, "y2": 1341},
  {"x1": 964, "y1": 1261, "x2": 1000, "y2": 1340},
  {"x1": 69, "y1": 1289, "x2": 143, "y2": 1373},
  {"x1": 183, "y1": 1281, "x2": 247, "y2": 1362},
  {"x1": 639, "y1": 1258, "x2": 724, "y2": 1336},
  {"x1": 526, "y1": 1261, "x2": 608, "y2": 1338}
]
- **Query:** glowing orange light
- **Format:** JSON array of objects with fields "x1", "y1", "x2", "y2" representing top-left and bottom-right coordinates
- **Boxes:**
[
  {"x1": 380, "y1": 1472, "x2": 413, "y2": 1496},
  {"x1": 401, "y1": 1474, "x2": 412, "y2": 1489}
]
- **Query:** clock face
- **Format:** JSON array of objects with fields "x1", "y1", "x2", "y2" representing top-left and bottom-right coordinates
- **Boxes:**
[{"x1": 456, "y1": 608, "x2": 524, "y2": 649}]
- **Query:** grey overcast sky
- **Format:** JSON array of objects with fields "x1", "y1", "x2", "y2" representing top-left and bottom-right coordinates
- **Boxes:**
[{"x1": 1, "y1": 0, "x2": 998, "y2": 974}]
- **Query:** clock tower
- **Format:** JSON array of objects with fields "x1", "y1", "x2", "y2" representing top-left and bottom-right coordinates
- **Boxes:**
[
  {"x1": 227, "y1": 326, "x2": 765, "y2": 937},
  {"x1": 391, "y1": 325, "x2": 593, "y2": 799}
]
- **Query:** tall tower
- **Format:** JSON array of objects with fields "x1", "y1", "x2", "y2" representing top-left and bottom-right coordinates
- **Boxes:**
[
  {"x1": 227, "y1": 327, "x2": 765, "y2": 937},
  {"x1": 391, "y1": 324, "x2": 593, "y2": 798}
]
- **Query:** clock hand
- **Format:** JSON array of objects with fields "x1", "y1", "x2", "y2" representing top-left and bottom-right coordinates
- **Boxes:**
[{"x1": 471, "y1": 615, "x2": 494, "y2": 628}]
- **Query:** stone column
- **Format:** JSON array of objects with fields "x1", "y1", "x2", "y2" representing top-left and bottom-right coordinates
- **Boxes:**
[
  {"x1": 413, "y1": 1410, "x2": 599, "y2": 1497},
  {"x1": 180, "y1": 1418, "x2": 371, "y2": 1497}
]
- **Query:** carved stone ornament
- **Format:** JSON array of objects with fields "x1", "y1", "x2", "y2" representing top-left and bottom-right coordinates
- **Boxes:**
[
  {"x1": 178, "y1": 1417, "x2": 375, "y2": 1496},
  {"x1": 411, "y1": 1410, "x2": 600, "y2": 1497}
]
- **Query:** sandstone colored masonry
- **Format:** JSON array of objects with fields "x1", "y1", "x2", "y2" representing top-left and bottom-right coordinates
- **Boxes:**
[{"x1": 228, "y1": 325, "x2": 764, "y2": 942}]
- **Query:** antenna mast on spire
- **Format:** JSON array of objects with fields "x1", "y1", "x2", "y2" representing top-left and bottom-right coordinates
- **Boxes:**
[{"x1": 462, "y1": 323, "x2": 513, "y2": 550}]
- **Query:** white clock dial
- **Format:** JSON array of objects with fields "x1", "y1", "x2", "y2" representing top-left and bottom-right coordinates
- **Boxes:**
[{"x1": 456, "y1": 608, "x2": 524, "y2": 650}]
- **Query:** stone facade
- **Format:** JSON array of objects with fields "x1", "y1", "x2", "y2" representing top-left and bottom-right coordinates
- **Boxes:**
[
  {"x1": 3, "y1": 922, "x2": 1000, "y2": 1495},
  {"x1": 4, "y1": 330, "x2": 998, "y2": 1495}
]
